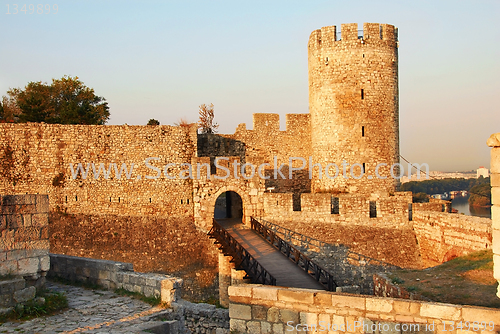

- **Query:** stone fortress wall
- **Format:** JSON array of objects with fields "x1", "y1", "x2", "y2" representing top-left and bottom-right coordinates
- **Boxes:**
[
  {"x1": 0, "y1": 123, "x2": 196, "y2": 217},
  {"x1": 0, "y1": 23, "x2": 495, "y2": 301}
]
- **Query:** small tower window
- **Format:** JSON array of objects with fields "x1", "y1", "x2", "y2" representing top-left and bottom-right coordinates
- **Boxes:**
[
  {"x1": 362, "y1": 163, "x2": 366, "y2": 173},
  {"x1": 361, "y1": 89, "x2": 364, "y2": 100},
  {"x1": 370, "y1": 201, "x2": 377, "y2": 218},
  {"x1": 331, "y1": 197, "x2": 339, "y2": 214},
  {"x1": 362, "y1": 126, "x2": 365, "y2": 137},
  {"x1": 325, "y1": 57, "x2": 329, "y2": 65}
]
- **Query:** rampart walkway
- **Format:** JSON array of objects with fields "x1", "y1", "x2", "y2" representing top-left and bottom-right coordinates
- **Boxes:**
[{"x1": 218, "y1": 219, "x2": 325, "y2": 290}]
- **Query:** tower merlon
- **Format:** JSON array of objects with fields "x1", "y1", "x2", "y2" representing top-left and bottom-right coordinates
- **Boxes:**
[{"x1": 308, "y1": 23, "x2": 398, "y2": 49}]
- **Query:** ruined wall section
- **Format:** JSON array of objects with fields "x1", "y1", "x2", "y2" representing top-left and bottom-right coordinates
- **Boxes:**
[
  {"x1": 308, "y1": 23, "x2": 399, "y2": 195},
  {"x1": 0, "y1": 123, "x2": 197, "y2": 217},
  {"x1": 413, "y1": 211, "x2": 492, "y2": 267}
]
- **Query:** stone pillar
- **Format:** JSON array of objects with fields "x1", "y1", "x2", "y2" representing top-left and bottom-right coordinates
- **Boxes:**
[
  {"x1": 218, "y1": 251, "x2": 234, "y2": 308},
  {"x1": 487, "y1": 133, "x2": 500, "y2": 297},
  {"x1": 231, "y1": 268, "x2": 251, "y2": 286}
]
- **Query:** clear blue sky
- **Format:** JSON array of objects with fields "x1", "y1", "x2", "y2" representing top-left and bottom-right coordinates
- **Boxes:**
[{"x1": 1, "y1": 0, "x2": 499, "y2": 172}]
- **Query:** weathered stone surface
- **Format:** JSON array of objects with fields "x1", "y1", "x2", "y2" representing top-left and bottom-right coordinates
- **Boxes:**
[
  {"x1": 13, "y1": 286, "x2": 36, "y2": 303},
  {"x1": 229, "y1": 304, "x2": 251, "y2": 320},
  {"x1": 487, "y1": 133, "x2": 500, "y2": 148}
]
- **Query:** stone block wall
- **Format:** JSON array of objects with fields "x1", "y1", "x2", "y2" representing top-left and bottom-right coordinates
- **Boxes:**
[
  {"x1": 48, "y1": 254, "x2": 183, "y2": 306},
  {"x1": 0, "y1": 194, "x2": 49, "y2": 309},
  {"x1": 228, "y1": 284, "x2": 500, "y2": 334},
  {"x1": 413, "y1": 198, "x2": 451, "y2": 213},
  {"x1": 413, "y1": 210, "x2": 492, "y2": 267},
  {"x1": 488, "y1": 133, "x2": 500, "y2": 297},
  {"x1": 0, "y1": 123, "x2": 197, "y2": 217},
  {"x1": 0, "y1": 195, "x2": 49, "y2": 278},
  {"x1": 263, "y1": 191, "x2": 413, "y2": 225}
]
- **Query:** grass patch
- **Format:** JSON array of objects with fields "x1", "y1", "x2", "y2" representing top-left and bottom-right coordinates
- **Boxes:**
[
  {"x1": 0, "y1": 289, "x2": 68, "y2": 324},
  {"x1": 113, "y1": 288, "x2": 162, "y2": 306},
  {"x1": 391, "y1": 277, "x2": 404, "y2": 285},
  {"x1": 389, "y1": 249, "x2": 500, "y2": 308},
  {"x1": 198, "y1": 296, "x2": 226, "y2": 309}
]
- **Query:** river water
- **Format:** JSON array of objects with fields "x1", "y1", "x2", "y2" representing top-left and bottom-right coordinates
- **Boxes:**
[{"x1": 451, "y1": 195, "x2": 491, "y2": 219}]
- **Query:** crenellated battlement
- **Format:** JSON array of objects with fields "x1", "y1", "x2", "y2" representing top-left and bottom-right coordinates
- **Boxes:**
[
  {"x1": 250, "y1": 113, "x2": 310, "y2": 134},
  {"x1": 308, "y1": 22, "x2": 398, "y2": 50}
]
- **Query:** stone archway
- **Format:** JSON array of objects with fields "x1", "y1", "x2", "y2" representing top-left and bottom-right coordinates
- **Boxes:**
[
  {"x1": 214, "y1": 191, "x2": 243, "y2": 220},
  {"x1": 198, "y1": 185, "x2": 254, "y2": 231}
]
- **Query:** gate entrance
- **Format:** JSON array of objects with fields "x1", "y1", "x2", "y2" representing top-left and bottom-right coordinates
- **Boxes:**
[{"x1": 214, "y1": 191, "x2": 243, "y2": 220}]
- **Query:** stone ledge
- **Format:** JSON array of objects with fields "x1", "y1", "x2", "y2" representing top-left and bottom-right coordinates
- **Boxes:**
[{"x1": 48, "y1": 253, "x2": 183, "y2": 306}]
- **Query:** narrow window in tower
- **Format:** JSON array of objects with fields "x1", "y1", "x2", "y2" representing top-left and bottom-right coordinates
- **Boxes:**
[
  {"x1": 325, "y1": 57, "x2": 329, "y2": 65},
  {"x1": 363, "y1": 54, "x2": 365, "y2": 58},
  {"x1": 370, "y1": 201, "x2": 377, "y2": 218},
  {"x1": 362, "y1": 163, "x2": 366, "y2": 173},
  {"x1": 331, "y1": 197, "x2": 339, "y2": 214},
  {"x1": 181, "y1": 199, "x2": 183, "y2": 204},
  {"x1": 149, "y1": 198, "x2": 152, "y2": 203},
  {"x1": 361, "y1": 89, "x2": 364, "y2": 100},
  {"x1": 362, "y1": 126, "x2": 365, "y2": 137}
]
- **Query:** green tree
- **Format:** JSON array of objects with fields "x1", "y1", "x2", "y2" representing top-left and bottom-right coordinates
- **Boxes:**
[
  {"x1": 6, "y1": 76, "x2": 109, "y2": 125},
  {"x1": 469, "y1": 183, "x2": 491, "y2": 207},
  {"x1": 147, "y1": 118, "x2": 160, "y2": 126}
]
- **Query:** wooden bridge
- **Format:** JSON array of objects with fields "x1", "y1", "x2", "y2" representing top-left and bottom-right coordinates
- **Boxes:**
[{"x1": 209, "y1": 217, "x2": 337, "y2": 291}]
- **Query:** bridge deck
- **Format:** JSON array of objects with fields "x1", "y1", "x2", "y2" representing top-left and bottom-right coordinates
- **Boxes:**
[{"x1": 218, "y1": 219, "x2": 325, "y2": 290}]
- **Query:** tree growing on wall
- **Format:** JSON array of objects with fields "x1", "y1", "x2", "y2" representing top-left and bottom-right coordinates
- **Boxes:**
[
  {"x1": 5, "y1": 76, "x2": 110, "y2": 125},
  {"x1": 197, "y1": 103, "x2": 219, "y2": 134}
]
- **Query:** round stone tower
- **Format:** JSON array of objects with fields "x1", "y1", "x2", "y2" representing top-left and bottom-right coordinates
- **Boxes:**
[{"x1": 308, "y1": 23, "x2": 400, "y2": 195}]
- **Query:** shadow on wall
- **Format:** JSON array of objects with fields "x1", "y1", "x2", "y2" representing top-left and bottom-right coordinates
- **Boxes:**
[
  {"x1": 214, "y1": 191, "x2": 243, "y2": 220},
  {"x1": 265, "y1": 166, "x2": 312, "y2": 211},
  {"x1": 197, "y1": 134, "x2": 246, "y2": 168}
]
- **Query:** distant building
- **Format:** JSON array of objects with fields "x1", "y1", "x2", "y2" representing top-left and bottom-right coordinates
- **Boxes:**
[{"x1": 477, "y1": 166, "x2": 489, "y2": 178}]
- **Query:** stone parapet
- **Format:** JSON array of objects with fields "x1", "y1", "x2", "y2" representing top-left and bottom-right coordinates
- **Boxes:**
[
  {"x1": 229, "y1": 284, "x2": 500, "y2": 334},
  {"x1": 48, "y1": 254, "x2": 183, "y2": 306},
  {"x1": 413, "y1": 210, "x2": 492, "y2": 267}
]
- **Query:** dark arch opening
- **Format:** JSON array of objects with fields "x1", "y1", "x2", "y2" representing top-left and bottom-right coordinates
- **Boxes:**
[{"x1": 214, "y1": 191, "x2": 243, "y2": 220}]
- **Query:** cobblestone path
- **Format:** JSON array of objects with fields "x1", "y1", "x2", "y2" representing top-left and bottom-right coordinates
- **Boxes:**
[{"x1": 0, "y1": 281, "x2": 169, "y2": 334}]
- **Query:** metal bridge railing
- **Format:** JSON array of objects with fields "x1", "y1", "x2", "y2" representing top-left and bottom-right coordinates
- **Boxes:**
[
  {"x1": 256, "y1": 217, "x2": 394, "y2": 268},
  {"x1": 251, "y1": 217, "x2": 337, "y2": 291},
  {"x1": 208, "y1": 219, "x2": 276, "y2": 286}
]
